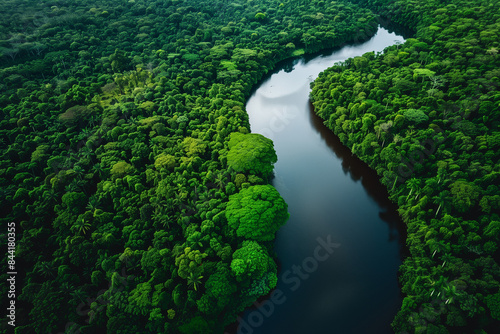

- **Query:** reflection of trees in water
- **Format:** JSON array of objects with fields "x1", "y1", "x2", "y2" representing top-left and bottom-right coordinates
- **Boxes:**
[
  {"x1": 308, "y1": 101, "x2": 408, "y2": 249},
  {"x1": 282, "y1": 61, "x2": 296, "y2": 73}
]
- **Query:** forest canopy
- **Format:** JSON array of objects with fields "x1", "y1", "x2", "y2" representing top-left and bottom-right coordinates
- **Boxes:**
[{"x1": 1, "y1": 0, "x2": 498, "y2": 332}]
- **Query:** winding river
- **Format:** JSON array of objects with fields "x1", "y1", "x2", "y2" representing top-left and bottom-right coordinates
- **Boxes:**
[{"x1": 227, "y1": 27, "x2": 406, "y2": 334}]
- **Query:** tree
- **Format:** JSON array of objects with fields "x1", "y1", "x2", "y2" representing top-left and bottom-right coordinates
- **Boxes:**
[
  {"x1": 178, "y1": 316, "x2": 211, "y2": 334},
  {"x1": 227, "y1": 132, "x2": 277, "y2": 180},
  {"x1": 61, "y1": 191, "x2": 87, "y2": 214},
  {"x1": 59, "y1": 105, "x2": 90, "y2": 127},
  {"x1": 432, "y1": 190, "x2": 450, "y2": 217},
  {"x1": 225, "y1": 185, "x2": 288, "y2": 242},
  {"x1": 72, "y1": 217, "x2": 91, "y2": 235},
  {"x1": 427, "y1": 239, "x2": 450, "y2": 258},
  {"x1": 486, "y1": 292, "x2": 500, "y2": 320},
  {"x1": 110, "y1": 161, "x2": 134, "y2": 179},
  {"x1": 406, "y1": 178, "x2": 422, "y2": 200},
  {"x1": 109, "y1": 49, "x2": 131, "y2": 73},
  {"x1": 197, "y1": 263, "x2": 236, "y2": 315},
  {"x1": 187, "y1": 272, "x2": 204, "y2": 291},
  {"x1": 450, "y1": 181, "x2": 481, "y2": 213},
  {"x1": 403, "y1": 109, "x2": 429, "y2": 125},
  {"x1": 413, "y1": 68, "x2": 436, "y2": 82},
  {"x1": 92, "y1": 163, "x2": 105, "y2": 178},
  {"x1": 254, "y1": 12, "x2": 267, "y2": 21},
  {"x1": 36, "y1": 261, "x2": 55, "y2": 278},
  {"x1": 231, "y1": 240, "x2": 276, "y2": 283},
  {"x1": 154, "y1": 153, "x2": 176, "y2": 170},
  {"x1": 182, "y1": 137, "x2": 207, "y2": 157},
  {"x1": 127, "y1": 282, "x2": 152, "y2": 316},
  {"x1": 175, "y1": 247, "x2": 207, "y2": 279}
]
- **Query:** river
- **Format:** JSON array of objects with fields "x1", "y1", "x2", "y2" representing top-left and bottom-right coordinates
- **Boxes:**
[{"x1": 227, "y1": 27, "x2": 406, "y2": 334}]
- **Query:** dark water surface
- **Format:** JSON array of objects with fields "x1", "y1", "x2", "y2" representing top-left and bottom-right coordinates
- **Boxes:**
[{"x1": 229, "y1": 28, "x2": 406, "y2": 334}]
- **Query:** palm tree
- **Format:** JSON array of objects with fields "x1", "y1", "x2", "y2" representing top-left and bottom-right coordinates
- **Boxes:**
[
  {"x1": 432, "y1": 190, "x2": 449, "y2": 217},
  {"x1": 197, "y1": 191, "x2": 211, "y2": 210},
  {"x1": 187, "y1": 272, "x2": 203, "y2": 291},
  {"x1": 173, "y1": 190, "x2": 183, "y2": 207},
  {"x1": 92, "y1": 163, "x2": 105, "y2": 178},
  {"x1": 149, "y1": 141, "x2": 159, "y2": 156},
  {"x1": 428, "y1": 239, "x2": 450, "y2": 258},
  {"x1": 153, "y1": 205, "x2": 172, "y2": 229},
  {"x1": 215, "y1": 173, "x2": 227, "y2": 189},
  {"x1": 423, "y1": 177, "x2": 440, "y2": 196},
  {"x1": 440, "y1": 252, "x2": 454, "y2": 268},
  {"x1": 70, "y1": 289, "x2": 88, "y2": 304},
  {"x1": 73, "y1": 217, "x2": 91, "y2": 235},
  {"x1": 43, "y1": 190, "x2": 59, "y2": 205},
  {"x1": 80, "y1": 146, "x2": 94, "y2": 163},
  {"x1": 63, "y1": 323, "x2": 80, "y2": 334},
  {"x1": 88, "y1": 115, "x2": 100, "y2": 127},
  {"x1": 60, "y1": 281, "x2": 75, "y2": 294},
  {"x1": 65, "y1": 182, "x2": 81, "y2": 193},
  {"x1": 160, "y1": 212, "x2": 172, "y2": 229},
  {"x1": 72, "y1": 165, "x2": 85, "y2": 181},
  {"x1": 406, "y1": 178, "x2": 422, "y2": 201},
  {"x1": 187, "y1": 232, "x2": 204, "y2": 250},
  {"x1": 75, "y1": 179, "x2": 88, "y2": 195},
  {"x1": 442, "y1": 283, "x2": 463, "y2": 305},
  {"x1": 392, "y1": 134, "x2": 403, "y2": 144},
  {"x1": 78, "y1": 127, "x2": 93, "y2": 141},
  {"x1": 37, "y1": 261, "x2": 55, "y2": 278},
  {"x1": 428, "y1": 275, "x2": 447, "y2": 298},
  {"x1": 86, "y1": 195, "x2": 100, "y2": 212},
  {"x1": 28, "y1": 161, "x2": 39, "y2": 177},
  {"x1": 406, "y1": 125, "x2": 416, "y2": 137},
  {"x1": 0, "y1": 187, "x2": 14, "y2": 199},
  {"x1": 62, "y1": 155, "x2": 76, "y2": 170}
]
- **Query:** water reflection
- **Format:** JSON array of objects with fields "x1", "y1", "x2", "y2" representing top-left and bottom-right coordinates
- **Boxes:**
[{"x1": 308, "y1": 103, "x2": 407, "y2": 246}]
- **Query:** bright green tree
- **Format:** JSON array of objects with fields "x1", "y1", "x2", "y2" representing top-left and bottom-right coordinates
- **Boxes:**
[
  {"x1": 225, "y1": 185, "x2": 288, "y2": 242},
  {"x1": 231, "y1": 240, "x2": 276, "y2": 283},
  {"x1": 227, "y1": 132, "x2": 277, "y2": 179}
]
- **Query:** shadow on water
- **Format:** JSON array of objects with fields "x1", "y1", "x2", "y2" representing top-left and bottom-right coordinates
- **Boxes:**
[{"x1": 308, "y1": 101, "x2": 408, "y2": 247}]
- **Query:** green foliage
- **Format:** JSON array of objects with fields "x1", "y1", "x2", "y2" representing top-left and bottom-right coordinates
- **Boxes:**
[
  {"x1": 227, "y1": 132, "x2": 277, "y2": 180},
  {"x1": 175, "y1": 247, "x2": 208, "y2": 279},
  {"x1": 154, "y1": 153, "x2": 176, "y2": 170},
  {"x1": 197, "y1": 263, "x2": 236, "y2": 315},
  {"x1": 61, "y1": 191, "x2": 87, "y2": 214},
  {"x1": 0, "y1": 0, "x2": 425, "y2": 332},
  {"x1": 403, "y1": 108, "x2": 429, "y2": 125},
  {"x1": 178, "y1": 316, "x2": 211, "y2": 334},
  {"x1": 110, "y1": 161, "x2": 134, "y2": 179},
  {"x1": 449, "y1": 181, "x2": 481, "y2": 214},
  {"x1": 109, "y1": 49, "x2": 131, "y2": 73},
  {"x1": 486, "y1": 292, "x2": 500, "y2": 321},
  {"x1": 226, "y1": 185, "x2": 289, "y2": 242},
  {"x1": 231, "y1": 241, "x2": 276, "y2": 283}
]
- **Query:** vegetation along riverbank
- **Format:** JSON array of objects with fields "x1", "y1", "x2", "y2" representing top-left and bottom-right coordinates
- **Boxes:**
[{"x1": 1, "y1": 0, "x2": 498, "y2": 332}]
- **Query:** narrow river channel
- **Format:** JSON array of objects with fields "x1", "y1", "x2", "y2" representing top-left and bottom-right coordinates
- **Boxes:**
[{"x1": 230, "y1": 27, "x2": 407, "y2": 334}]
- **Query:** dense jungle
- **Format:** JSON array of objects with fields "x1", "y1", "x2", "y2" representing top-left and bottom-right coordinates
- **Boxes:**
[{"x1": 0, "y1": 0, "x2": 498, "y2": 333}]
